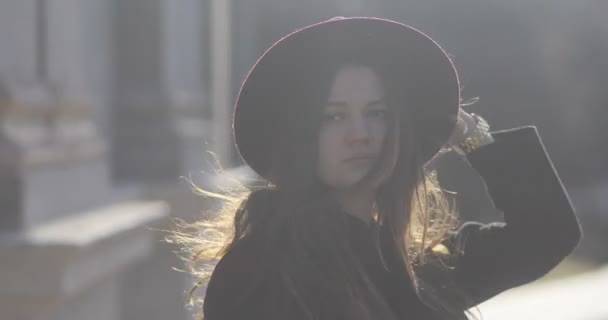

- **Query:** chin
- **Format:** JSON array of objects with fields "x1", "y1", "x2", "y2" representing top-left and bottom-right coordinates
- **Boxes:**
[{"x1": 331, "y1": 175, "x2": 368, "y2": 191}]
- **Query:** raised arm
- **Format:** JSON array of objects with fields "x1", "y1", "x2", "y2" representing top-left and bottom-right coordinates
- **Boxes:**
[{"x1": 447, "y1": 126, "x2": 582, "y2": 307}]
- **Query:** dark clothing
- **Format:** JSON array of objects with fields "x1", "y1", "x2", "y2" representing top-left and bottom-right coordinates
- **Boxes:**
[{"x1": 203, "y1": 126, "x2": 582, "y2": 319}]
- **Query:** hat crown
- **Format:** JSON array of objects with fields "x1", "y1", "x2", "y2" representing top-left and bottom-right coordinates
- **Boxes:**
[{"x1": 233, "y1": 17, "x2": 460, "y2": 180}]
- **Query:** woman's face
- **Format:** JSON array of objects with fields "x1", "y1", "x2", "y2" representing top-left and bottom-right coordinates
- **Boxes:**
[{"x1": 317, "y1": 65, "x2": 389, "y2": 191}]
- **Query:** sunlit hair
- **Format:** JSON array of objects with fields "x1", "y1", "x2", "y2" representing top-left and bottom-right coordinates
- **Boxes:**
[{"x1": 169, "y1": 59, "x2": 474, "y2": 319}]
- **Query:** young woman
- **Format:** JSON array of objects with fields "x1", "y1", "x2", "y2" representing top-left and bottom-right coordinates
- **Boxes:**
[{"x1": 177, "y1": 17, "x2": 582, "y2": 320}]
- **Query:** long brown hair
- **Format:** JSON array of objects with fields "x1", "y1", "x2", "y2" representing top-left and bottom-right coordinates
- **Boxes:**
[{"x1": 171, "y1": 53, "x2": 469, "y2": 319}]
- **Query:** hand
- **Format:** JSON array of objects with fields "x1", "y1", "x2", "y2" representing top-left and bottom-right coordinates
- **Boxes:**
[
  {"x1": 447, "y1": 109, "x2": 475, "y2": 147},
  {"x1": 424, "y1": 110, "x2": 478, "y2": 171}
]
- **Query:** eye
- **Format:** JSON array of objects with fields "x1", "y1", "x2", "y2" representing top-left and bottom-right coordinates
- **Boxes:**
[
  {"x1": 323, "y1": 111, "x2": 346, "y2": 122},
  {"x1": 367, "y1": 108, "x2": 387, "y2": 119}
]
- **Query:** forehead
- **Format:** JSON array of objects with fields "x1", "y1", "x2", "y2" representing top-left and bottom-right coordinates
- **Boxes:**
[{"x1": 327, "y1": 65, "x2": 385, "y2": 103}]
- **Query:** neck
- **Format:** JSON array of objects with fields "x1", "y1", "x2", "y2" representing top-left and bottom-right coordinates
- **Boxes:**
[{"x1": 335, "y1": 186, "x2": 376, "y2": 225}]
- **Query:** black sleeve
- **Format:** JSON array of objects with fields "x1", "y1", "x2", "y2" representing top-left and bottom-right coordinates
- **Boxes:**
[{"x1": 447, "y1": 126, "x2": 582, "y2": 307}]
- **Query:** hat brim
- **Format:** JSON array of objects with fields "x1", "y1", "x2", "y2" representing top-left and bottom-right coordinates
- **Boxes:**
[{"x1": 233, "y1": 17, "x2": 460, "y2": 180}]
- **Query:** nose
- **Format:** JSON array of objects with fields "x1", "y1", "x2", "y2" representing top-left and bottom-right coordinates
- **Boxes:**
[{"x1": 345, "y1": 115, "x2": 371, "y2": 145}]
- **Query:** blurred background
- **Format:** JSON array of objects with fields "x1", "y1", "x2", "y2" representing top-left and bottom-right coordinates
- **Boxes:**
[{"x1": 0, "y1": 0, "x2": 606, "y2": 319}]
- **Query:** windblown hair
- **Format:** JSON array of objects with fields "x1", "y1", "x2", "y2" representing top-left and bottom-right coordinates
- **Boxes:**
[
  {"x1": 171, "y1": 168, "x2": 462, "y2": 319},
  {"x1": 170, "y1": 51, "x2": 473, "y2": 319}
]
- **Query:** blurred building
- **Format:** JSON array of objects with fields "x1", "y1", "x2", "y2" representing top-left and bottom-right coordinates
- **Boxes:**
[{"x1": 0, "y1": 1, "x2": 210, "y2": 319}]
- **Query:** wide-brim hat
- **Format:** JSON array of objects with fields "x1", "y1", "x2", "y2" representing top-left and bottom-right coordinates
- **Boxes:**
[{"x1": 233, "y1": 17, "x2": 460, "y2": 180}]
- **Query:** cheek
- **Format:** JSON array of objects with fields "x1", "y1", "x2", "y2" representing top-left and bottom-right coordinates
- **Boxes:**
[
  {"x1": 370, "y1": 120, "x2": 388, "y2": 148},
  {"x1": 317, "y1": 128, "x2": 342, "y2": 181},
  {"x1": 318, "y1": 129, "x2": 336, "y2": 160}
]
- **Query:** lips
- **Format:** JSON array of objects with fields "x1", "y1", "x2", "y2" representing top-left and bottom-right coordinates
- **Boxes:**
[{"x1": 344, "y1": 154, "x2": 375, "y2": 163}]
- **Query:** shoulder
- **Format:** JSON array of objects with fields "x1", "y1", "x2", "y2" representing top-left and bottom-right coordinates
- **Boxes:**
[
  {"x1": 207, "y1": 236, "x2": 260, "y2": 286},
  {"x1": 203, "y1": 235, "x2": 275, "y2": 319}
]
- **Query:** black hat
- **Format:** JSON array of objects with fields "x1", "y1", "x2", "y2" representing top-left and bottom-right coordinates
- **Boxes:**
[{"x1": 233, "y1": 17, "x2": 460, "y2": 180}]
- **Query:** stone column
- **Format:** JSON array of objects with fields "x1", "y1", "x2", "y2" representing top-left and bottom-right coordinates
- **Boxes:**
[
  {"x1": 210, "y1": 0, "x2": 233, "y2": 165},
  {"x1": 112, "y1": 0, "x2": 180, "y2": 183},
  {"x1": 0, "y1": 81, "x2": 22, "y2": 232}
]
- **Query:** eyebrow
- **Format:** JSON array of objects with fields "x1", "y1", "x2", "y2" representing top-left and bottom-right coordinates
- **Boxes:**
[{"x1": 325, "y1": 98, "x2": 387, "y2": 108}]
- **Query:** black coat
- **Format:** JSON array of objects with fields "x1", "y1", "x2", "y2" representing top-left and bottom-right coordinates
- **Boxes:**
[{"x1": 202, "y1": 126, "x2": 582, "y2": 319}]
